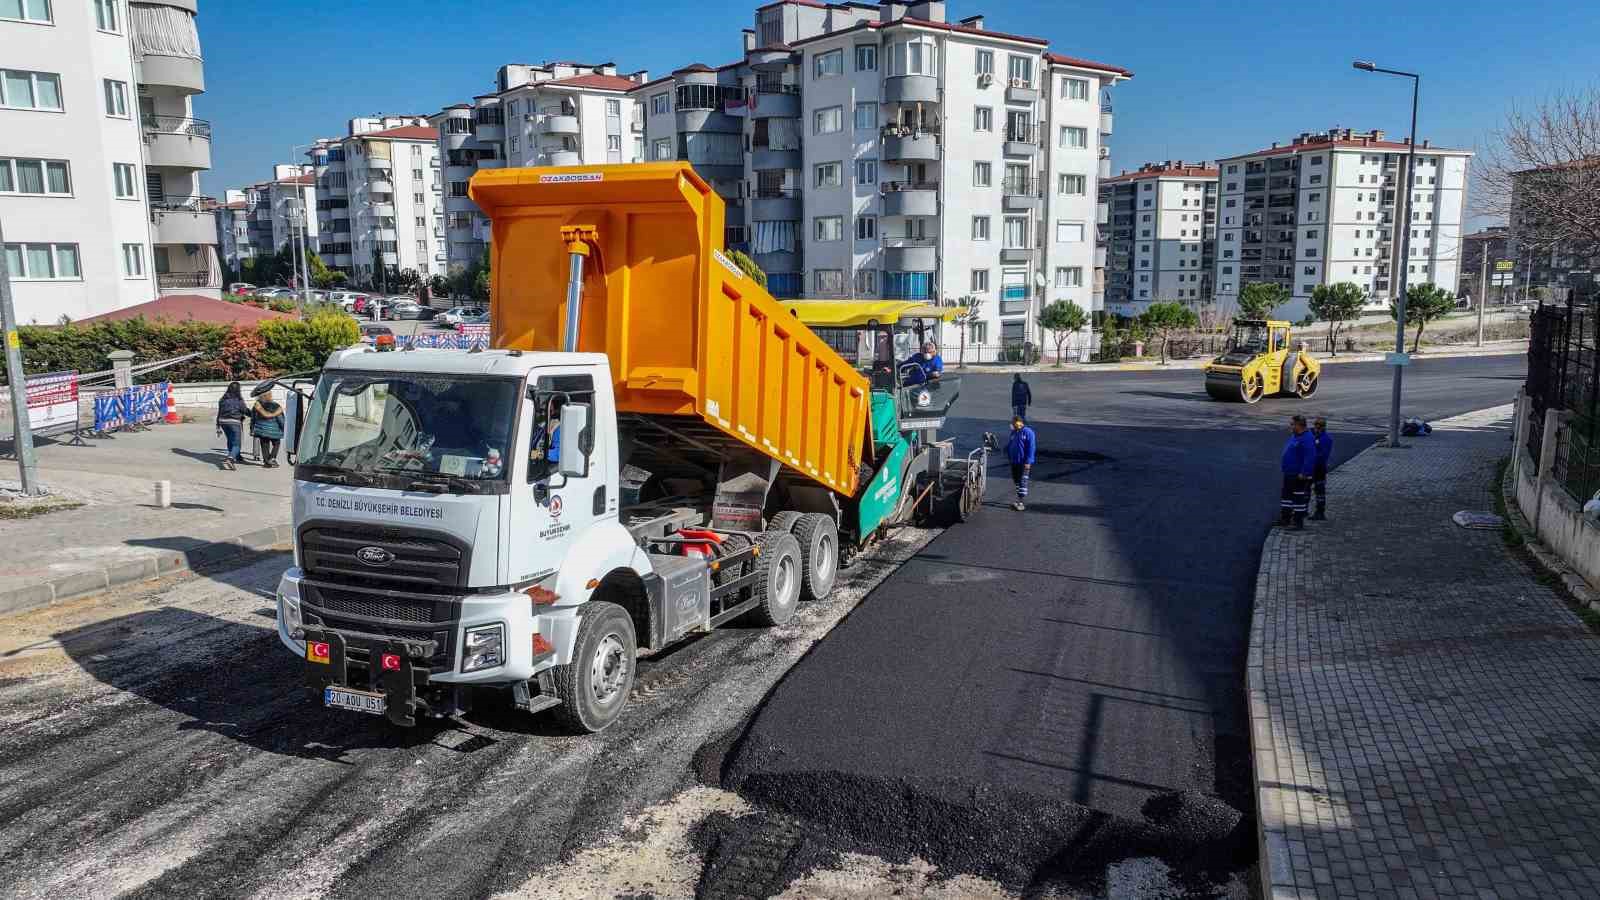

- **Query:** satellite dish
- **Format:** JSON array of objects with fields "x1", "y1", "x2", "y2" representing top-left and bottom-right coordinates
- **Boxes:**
[{"x1": 1033, "y1": 270, "x2": 1046, "y2": 288}]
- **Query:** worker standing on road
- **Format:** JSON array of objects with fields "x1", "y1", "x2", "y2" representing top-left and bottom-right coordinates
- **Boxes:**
[
  {"x1": 1310, "y1": 417, "x2": 1333, "y2": 521},
  {"x1": 1278, "y1": 415, "x2": 1315, "y2": 530},
  {"x1": 1006, "y1": 415, "x2": 1035, "y2": 511},
  {"x1": 1011, "y1": 373, "x2": 1032, "y2": 421}
]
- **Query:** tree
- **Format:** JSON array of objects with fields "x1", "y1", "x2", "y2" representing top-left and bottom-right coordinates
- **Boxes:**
[
  {"x1": 1097, "y1": 315, "x2": 1122, "y2": 362},
  {"x1": 392, "y1": 268, "x2": 422, "y2": 293},
  {"x1": 1308, "y1": 282, "x2": 1367, "y2": 355},
  {"x1": 1138, "y1": 301, "x2": 1199, "y2": 365},
  {"x1": 945, "y1": 295, "x2": 983, "y2": 367},
  {"x1": 728, "y1": 249, "x2": 767, "y2": 289},
  {"x1": 1237, "y1": 282, "x2": 1289, "y2": 321},
  {"x1": 1389, "y1": 282, "x2": 1456, "y2": 352},
  {"x1": 1476, "y1": 86, "x2": 1600, "y2": 268},
  {"x1": 1037, "y1": 300, "x2": 1088, "y2": 366},
  {"x1": 428, "y1": 274, "x2": 450, "y2": 298},
  {"x1": 471, "y1": 247, "x2": 491, "y2": 301}
]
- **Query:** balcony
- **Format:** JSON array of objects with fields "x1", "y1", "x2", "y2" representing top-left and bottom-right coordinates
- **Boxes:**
[
  {"x1": 1005, "y1": 79, "x2": 1039, "y2": 104},
  {"x1": 546, "y1": 150, "x2": 581, "y2": 166},
  {"x1": 880, "y1": 182, "x2": 938, "y2": 217},
  {"x1": 375, "y1": 228, "x2": 398, "y2": 242},
  {"x1": 748, "y1": 46, "x2": 794, "y2": 71},
  {"x1": 369, "y1": 178, "x2": 393, "y2": 193},
  {"x1": 883, "y1": 238, "x2": 936, "y2": 270},
  {"x1": 750, "y1": 90, "x2": 801, "y2": 119},
  {"x1": 1100, "y1": 110, "x2": 1113, "y2": 135},
  {"x1": 141, "y1": 116, "x2": 212, "y2": 170},
  {"x1": 137, "y1": 53, "x2": 204, "y2": 94},
  {"x1": 881, "y1": 127, "x2": 939, "y2": 163},
  {"x1": 884, "y1": 74, "x2": 938, "y2": 104},
  {"x1": 751, "y1": 189, "x2": 802, "y2": 221},
  {"x1": 999, "y1": 298, "x2": 1029, "y2": 316},
  {"x1": 1002, "y1": 176, "x2": 1041, "y2": 210},
  {"x1": 367, "y1": 157, "x2": 393, "y2": 171},
  {"x1": 676, "y1": 108, "x2": 740, "y2": 133},
  {"x1": 541, "y1": 114, "x2": 580, "y2": 135},
  {"x1": 157, "y1": 270, "x2": 220, "y2": 290},
  {"x1": 630, "y1": 117, "x2": 645, "y2": 132},
  {"x1": 752, "y1": 146, "x2": 801, "y2": 171},
  {"x1": 754, "y1": 250, "x2": 801, "y2": 274},
  {"x1": 151, "y1": 203, "x2": 218, "y2": 245},
  {"x1": 1000, "y1": 245, "x2": 1037, "y2": 264},
  {"x1": 474, "y1": 122, "x2": 504, "y2": 142},
  {"x1": 372, "y1": 203, "x2": 396, "y2": 217},
  {"x1": 1003, "y1": 122, "x2": 1041, "y2": 157}
]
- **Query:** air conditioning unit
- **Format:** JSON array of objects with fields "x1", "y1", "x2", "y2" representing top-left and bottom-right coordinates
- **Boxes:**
[
  {"x1": 978, "y1": 73, "x2": 995, "y2": 88},
  {"x1": 1010, "y1": 77, "x2": 1029, "y2": 88}
]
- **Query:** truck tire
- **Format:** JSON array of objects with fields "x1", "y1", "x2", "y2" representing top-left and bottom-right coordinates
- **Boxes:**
[
  {"x1": 746, "y1": 530, "x2": 803, "y2": 627},
  {"x1": 767, "y1": 511, "x2": 801, "y2": 533},
  {"x1": 548, "y1": 601, "x2": 637, "y2": 734},
  {"x1": 791, "y1": 513, "x2": 838, "y2": 602}
]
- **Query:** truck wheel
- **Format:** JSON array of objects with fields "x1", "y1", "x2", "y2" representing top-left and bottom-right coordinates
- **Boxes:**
[
  {"x1": 549, "y1": 601, "x2": 636, "y2": 734},
  {"x1": 746, "y1": 530, "x2": 802, "y2": 627},
  {"x1": 791, "y1": 513, "x2": 838, "y2": 601},
  {"x1": 767, "y1": 511, "x2": 801, "y2": 533}
]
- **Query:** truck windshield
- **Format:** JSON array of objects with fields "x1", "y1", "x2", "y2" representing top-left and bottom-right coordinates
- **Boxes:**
[
  {"x1": 1232, "y1": 324, "x2": 1269, "y2": 354},
  {"x1": 298, "y1": 373, "x2": 520, "y2": 484}
]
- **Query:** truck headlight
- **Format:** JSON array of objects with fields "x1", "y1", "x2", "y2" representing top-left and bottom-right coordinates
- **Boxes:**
[
  {"x1": 462, "y1": 624, "x2": 506, "y2": 673},
  {"x1": 279, "y1": 593, "x2": 303, "y2": 638}
]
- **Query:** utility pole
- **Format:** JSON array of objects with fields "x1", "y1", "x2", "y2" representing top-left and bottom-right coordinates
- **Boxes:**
[
  {"x1": 0, "y1": 221, "x2": 42, "y2": 495},
  {"x1": 1477, "y1": 240, "x2": 1488, "y2": 347}
]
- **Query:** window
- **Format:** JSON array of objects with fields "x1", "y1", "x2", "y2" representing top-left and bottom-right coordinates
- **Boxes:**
[
  {"x1": 1006, "y1": 55, "x2": 1032, "y2": 86},
  {"x1": 975, "y1": 49, "x2": 994, "y2": 76},
  {"x1": 1304, "y1": 229, "x2": 1318, "y2": 238},
  {"x1": 973, "y1": 161, "x2": 992, "y2": 187},
  {"x1": 1061, "y1": 77, "x2": 1089, "y2": 101},
  {"x1": 1304, "y1": 266, "x2": 1317, "y2": 276},
  {"x1": 1056, "y1": 221, "x2": 1085, "y2": 242},
  {"x1": 121, "y1": 242, "x2": 144, "y2": 277},
  {"x1": 605, "y1": 99, "x2": 620, "y2": 116},
  {"x1": 974, "y1": 106, "x2": 992, "y2": 132},
  {"x1": 1309, "y1": 174, "x2": 1322, "y2": 185},
  {"x1": 1058, "y1": 174, "x2": 1086, "y2": 195},
  {"x1": 606, "y1": 135, "x2": 621, "y2": 151},
  {"x1": 411, "y1": 168, "x2": 424, "y2": 180},
  {"x1": 886, "y1": 37, "x2": 938, "y2": 77},
  {"x1": 4, "y1": 241, "x2": 77, "y2": 280},
  {"x1": 814, "y1": 268, "x2": 845, "y2": 294},
  {"x1": 1055, "y1": 267, "x2": 1083, "y2": 287},
  {"x1": 412, "y1": 191, "x2": 425, "y2": 204},
  {"x1": 854, "y1": 101, "x2": 877, "y2": 130},
  {"x1": 112, "y1": 162, "x2": 135, "y2": 198},
  {"x1": 971, "y1": 269, "x2": 989, "y2": 292},
  {"x1": 1310, "y1": 155, "x2": 1323, "y2": 165},
  {"x1": 855, "y1": 216, "x2": 876, "y2": 240},
  {"x1": 1060, "y1": 126, "x2": 1087, "y2": 149},
  {"x1": 855, "y1": 158, "x2": 877, "y2": 185},
  {"x1": 449, "y1": 181, "x2": 468, "y2": 198},
  {"x1": 972, "y1": 216, "x2": 990, "y2": 240},
  {"x1": 94, "y1": 0, "x2": 119, "y2": 30},
  {"x1": 446, "y1": 116, "x2": 470, "y2": 135},
  {"x1": 0, "y1": 158, "x2": 70, "y2": 195},
  {"x1": 653, "y1": 138, "x2": 672, "y2": 160},
  {"x1": 855, "y1": 268, "x2": 877, "y2": 295},
  {"x1": 855, "y1": 45, "x2": 877, "y2": 71},
  {"x1": 650, "y1": 93, "x2": 669, "y2": 115},
  {"x1": 809, "y1": 162, "x2": 842, "y2": 189},
  {"x1": 813, "y1": 105, "x2": 842, "y2": 134},
  {"x1": 1004, "y1": 216, "x2": 1028, "y2": 248},
  {"x1": 509, "y1": 136, "x2": 518, "y2": 152},
  {"x1": 814, "y1": 49, "x2": 844, "y2": 79},
  {"x1": 0, "y1": 69, "x2": 60, "y2": 111},
  {"x1": 3, "y1": 0, "x2": 53, "y2": 24}
]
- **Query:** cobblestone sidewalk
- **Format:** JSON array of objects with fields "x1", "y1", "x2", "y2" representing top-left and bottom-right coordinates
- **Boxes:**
[{"x1": 1250, "y1": 405, "x2": 1600, "y2": 899}]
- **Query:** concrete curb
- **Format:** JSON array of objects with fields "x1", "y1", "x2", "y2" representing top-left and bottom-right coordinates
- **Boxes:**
[
  {"x1": 1498, "y1": 461, "x2": 1600, "y2": 609},
  {"x1": 0, "y1": 522, "x2": 293, "y2": 619},
  {"x1": 952, "y1": 341, "x2": 1527, "y2": 375}
]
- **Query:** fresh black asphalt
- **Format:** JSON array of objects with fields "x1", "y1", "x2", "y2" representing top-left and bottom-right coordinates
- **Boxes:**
[{"x1": 721, "y1": 354, "x2": 1526, "y2": 885}]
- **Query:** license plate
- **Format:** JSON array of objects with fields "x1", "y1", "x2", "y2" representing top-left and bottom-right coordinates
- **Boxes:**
[{"x1": 324, "y1": 686, "x2": 386, "y2": 715}]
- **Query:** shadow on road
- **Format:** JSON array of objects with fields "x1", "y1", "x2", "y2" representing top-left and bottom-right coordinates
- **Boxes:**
[
  {"x1": 1119, "y1": 389, "x2": 1214, "y2": 403},
  {"x1": 169, "y1": 446, "x2": 233, "y2": 468}
]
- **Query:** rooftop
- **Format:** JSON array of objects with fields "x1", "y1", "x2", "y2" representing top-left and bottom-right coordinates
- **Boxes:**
[
  {"x1": 355, "y1": 125, "x2": 439, "y2": 141},
  {"x1": 1102, "y1": 161, "x2": 1219, "y2": 184},
  {"x1": 543, "y1": 73, "x2": 641, "y2": 91},
  {"x1": 1222, "y1": 128, "x2": 1472, "y2": 161},
  {"x1": 75, "y1": 295, "x2": 295, "y2": 327}
]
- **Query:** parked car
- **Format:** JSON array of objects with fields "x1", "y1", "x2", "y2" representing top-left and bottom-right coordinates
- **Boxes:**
[
  {"x1": 389, "y1": 300, "x2": 431, "y2": 320},
  {"x1": 457, "y1": 311, "x2": 489, "y2": 327},
  {"x1": 327, "y1": 291, "x2": 368, "y2": 311},
  {"x1": 359, "y1": 323, "x2": 396, "y2": 351},
  {"x1": 437, "y1": 306, "x2": 487, "y2": 327},
  {"x1": 228, "y1": 282, "x2": 257, "y2": 296},
  {"x1": 256, "y1": 287, "x2": 295, "y2": 299}
]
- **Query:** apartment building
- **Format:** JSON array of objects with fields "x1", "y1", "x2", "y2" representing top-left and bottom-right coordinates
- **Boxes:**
[
  {"x1": 435, "y1": 62, "x2": 651, "y2": 274},
  {"x1": 216, "y1": 167, "x2": 315, "y2": 276},
  {"x1": 2, "y1": 0, "x2": 218, "y2": 323},
  {"x1": 643, "y1": 0, "x2": 1129, "y2": 358},
  {"x1": 1214, "y1": 128, "x2": 1471, "y2": 322},
  {"x1": 1098, "y1": 161, "x2": 1217, "y2": 317},
  {"x1": 307, "y1": 117, "x2": 442, "y2": 286},
  {"x1": 1510, "y1": 163, "x2": 1599, "y2": 299},
  {"x1": 216, "y1": 191, "x2": 254, "y2": 275}
]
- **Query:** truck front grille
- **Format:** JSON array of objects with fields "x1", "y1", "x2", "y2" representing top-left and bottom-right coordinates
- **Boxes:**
[{"x1": 299, "y1": 524, "x2": 468, "y2": 591}]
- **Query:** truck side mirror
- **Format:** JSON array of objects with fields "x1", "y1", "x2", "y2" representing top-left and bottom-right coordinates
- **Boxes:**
[
  {"x1": 558, "y1": 402, "x2": 591, "y2": 478},
  {"x1": 285, "y1": 390, "x2": 306, "y2": 463}
]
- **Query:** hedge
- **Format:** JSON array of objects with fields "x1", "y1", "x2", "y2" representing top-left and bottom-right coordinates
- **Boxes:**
[{"x1": 0, "y1": 311, "x2": 360, "y2": 384}]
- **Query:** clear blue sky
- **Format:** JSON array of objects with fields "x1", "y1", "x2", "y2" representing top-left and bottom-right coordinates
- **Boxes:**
[{"x1": 199, "y1": 0, "x2": 1595, "y2": 226}]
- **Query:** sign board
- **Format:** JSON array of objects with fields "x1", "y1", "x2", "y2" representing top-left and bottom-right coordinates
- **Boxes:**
[
  {"x1": 25, "y1": 370, "x2": 78, "y2": 432},
  {"x1": 1492, "y1": 274, "x2": 1516, "y2": 287},
  {"x1": 1385, "y1": 352, "x2": 1411, "y2": 367},
  {"x1": 457, "y1": 323, "x2": 490, "y2": 341},
  {"x1": 1494, "y1": 259, "x2": 1515, "y2": 272}
]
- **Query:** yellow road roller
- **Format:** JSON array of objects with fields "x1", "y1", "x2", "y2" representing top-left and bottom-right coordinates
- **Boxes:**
[{"x1": 1203, "y1": 320, "x2": 1321, "y2": 403}]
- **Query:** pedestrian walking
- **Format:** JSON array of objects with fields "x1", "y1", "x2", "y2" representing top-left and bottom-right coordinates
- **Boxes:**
[
  {"x1": 1310, "y1": 417, "x2": 1333, "y2": 521},
  {"x1": 1011, "y1": 373, "x2": 1032, "y2": 421},
  {"x1": 215, "y1": 382, "x2": 247, "y2": 471},
  {"x1": 1005, "y1": 415, "x2": 1035, "y2": 511},
  {"x1": 249, "y1": 391, "x2": 287, "y2": 468},
  {"x1": 1278, "y1": 414, "x2": 1315, "y2": 530}
]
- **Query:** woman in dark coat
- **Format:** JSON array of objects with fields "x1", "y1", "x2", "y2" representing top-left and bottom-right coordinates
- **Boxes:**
[
  {"x1": 215, "y1": 382, "x2": 247, "y2": 470},
  {"x1": 249, "y1": 391, "x2": 286, "y2": 468}
]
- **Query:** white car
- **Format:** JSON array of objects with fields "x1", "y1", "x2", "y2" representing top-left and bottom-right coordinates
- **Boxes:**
[
  {"x1": 328, "y1": 291, "x2": 369, "y2": 311},
  {"x1": 437, "y1": 306, "x2": 487, "y2": 327}
]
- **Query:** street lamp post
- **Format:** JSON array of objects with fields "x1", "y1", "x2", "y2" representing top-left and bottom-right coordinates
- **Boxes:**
[{"x1": 1353, "y1": 60, "x2": 1419, "y2": 448}]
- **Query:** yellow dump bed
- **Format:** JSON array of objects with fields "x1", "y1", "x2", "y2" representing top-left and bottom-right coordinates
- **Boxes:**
[{"x1": 470, "y1": 163, "x2": 870, "y2": 496}]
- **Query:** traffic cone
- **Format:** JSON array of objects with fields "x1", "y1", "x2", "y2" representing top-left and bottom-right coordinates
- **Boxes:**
[{"x1": 164, "y1": 382, "x2": 179, "y2": 424}]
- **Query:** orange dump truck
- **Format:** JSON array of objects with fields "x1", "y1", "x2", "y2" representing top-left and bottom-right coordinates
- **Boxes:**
[{"x1": 275, "y1": 163, "x2": 985, "y2": 732}]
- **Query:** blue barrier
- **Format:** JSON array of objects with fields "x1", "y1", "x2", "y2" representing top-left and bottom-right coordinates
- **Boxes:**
[{"x1": 93, "y1": 382, "x2": 170, "y2": 432}]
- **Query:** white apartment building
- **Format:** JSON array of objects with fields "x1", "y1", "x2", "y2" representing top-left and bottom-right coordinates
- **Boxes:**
[
  {"x1": 1214, "y1": 128, "x2": 1471, "y2": 322},
  {"x1": 645, "y1": 0, "x2": 1130, "y2": 359},
  {"x1": 436, "y1": 62, "x2": 650, "y2": 274},
  {"x1": 1099, "y1": 161, "x2": 1218, "y2": 317},
  {"x1": 308, "y1": 117, "x2": 442, "y2": 287},
  {"x1": 215, "y1": 191, "x2": 252, "y2": 274},
  {"x1": 2, "y1": 0, "x2": 218, "y2": 323}
]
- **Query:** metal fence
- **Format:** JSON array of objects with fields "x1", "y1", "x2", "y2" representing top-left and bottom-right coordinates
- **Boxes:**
[{"x1": 1526, "y1": 295, "x2": 1600, "y2": 502}]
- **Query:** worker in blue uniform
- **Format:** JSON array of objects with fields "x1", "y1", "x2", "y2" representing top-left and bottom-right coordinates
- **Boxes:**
[
  {"x1": 1006, "y1": 415, "x2": 1036, "y2": 511},
  {"x1": 1279, "y1": 414, "x2": 1315, "y2": 530},
  {"x1": 1311, "y1": 417, "x2": 1333, "y2": 521},
  {"x1": 900, "y1": 341, "x2": 944, "y2": 386}
]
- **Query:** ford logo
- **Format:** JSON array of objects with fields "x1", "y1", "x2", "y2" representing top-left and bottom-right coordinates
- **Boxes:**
[{"x1": 356, "y1": 546, "x2": 394, "y2": 566}]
